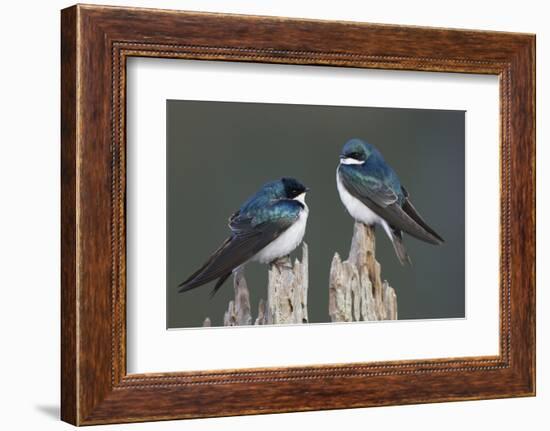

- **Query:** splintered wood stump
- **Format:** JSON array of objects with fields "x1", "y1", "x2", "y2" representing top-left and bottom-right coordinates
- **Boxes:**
[
  {"x1": 203, "y1": 243, "x2": 309, "y2": 326},
  {"x1": 267, "y1": 243, "x2": 309, "y2": 324},
  {"x1": 329, "y1": 222, "x2": 398, "y2": 322},
  {"x1": 223, "y1": 267, "x2": 252, "y2": 326}
]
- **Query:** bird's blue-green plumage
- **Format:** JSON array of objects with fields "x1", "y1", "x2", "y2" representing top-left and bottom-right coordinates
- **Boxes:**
[
  {"x1": 338, "y1": 138, "x2": 444, "y2": 265},
  {"x1": 238, "y1": 179, "x2": 303, "y2": 228},
  {"x1": 340, "y1": 138, "x2": 405, "y2": 206},
  {"x1": 178, "y1": 177, "x2": 307, "y2": 296}
]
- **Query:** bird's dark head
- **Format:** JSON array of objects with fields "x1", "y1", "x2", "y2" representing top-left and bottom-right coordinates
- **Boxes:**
[
  {"x1": 241, "y1": 178, "x2": 309, "y2": 214},
  {"x1": 281, "y1": 177, "x2": 309, "y2": 200},
  {"x1": 340, "y1": 138, "x2": 374, "y2": 165}
]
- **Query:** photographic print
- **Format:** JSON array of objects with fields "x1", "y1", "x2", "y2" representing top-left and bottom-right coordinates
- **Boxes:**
[
  {"x1": 61, "y1": 6, "x2": 535, "y2": 423},
  {"x1": 167, "y1": 101, "x2": 465, "y2": 328}
]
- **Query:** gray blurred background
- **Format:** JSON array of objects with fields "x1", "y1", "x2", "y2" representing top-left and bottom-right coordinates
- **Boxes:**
[{"x1": 167, "y1": 100, "x2": 465, "y2": 328}]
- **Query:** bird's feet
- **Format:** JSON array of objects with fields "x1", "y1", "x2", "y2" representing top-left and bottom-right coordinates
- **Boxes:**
[{"x1": 271, "y1": 256, "x2": 293, "y2": 270}]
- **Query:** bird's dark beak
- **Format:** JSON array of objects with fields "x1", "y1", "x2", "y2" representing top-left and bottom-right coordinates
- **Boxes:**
[{"x1": 339, "y1": 155, "x2": 345, "y2": 160}]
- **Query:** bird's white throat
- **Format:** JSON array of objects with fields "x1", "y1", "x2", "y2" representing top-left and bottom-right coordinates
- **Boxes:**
[
  {"x1": 293, "y1": 192, "x2": 307, "y2": 205},
  {"x1": 340, "y1": 158, "x2": 365, "y2": 165}
]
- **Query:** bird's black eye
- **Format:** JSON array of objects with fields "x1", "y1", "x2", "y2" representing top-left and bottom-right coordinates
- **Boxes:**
[
  {"x1": 290, "y1": 187, "x2": 304, "y2": 198},
  {"x1": 349, "y1": 152, "x2": 362, "y2": 160}
]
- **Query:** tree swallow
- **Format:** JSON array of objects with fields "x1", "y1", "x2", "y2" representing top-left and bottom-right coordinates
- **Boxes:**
[
  {"x1": 178, "y1": 177, "x2": 310, "y2": 296},
  {"x1": 336, "y1": 138, "x2": 444, "y2": 265}
]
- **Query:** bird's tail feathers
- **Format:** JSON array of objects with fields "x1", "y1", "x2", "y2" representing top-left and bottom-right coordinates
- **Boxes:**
[
  {"x1": 208, "y1": 272, "x2": 232, "y2": 298},
  {"x1": 402, "y1": 198, "x2": 444, "y2": 245},
  {"x1": 178, "y1": 270, "x2": 231, "y2": 297},
  {"x1": 390, "y1": 229, "x2": 412, "y2": 266},
  {"x1": 177, "y1": 237, "x2": 233, "y2": 294}
]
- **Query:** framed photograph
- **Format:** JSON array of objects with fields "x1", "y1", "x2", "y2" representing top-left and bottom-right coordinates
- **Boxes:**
[{"x1": 61, "y1": 4, "x2": 535, "y2": 425}]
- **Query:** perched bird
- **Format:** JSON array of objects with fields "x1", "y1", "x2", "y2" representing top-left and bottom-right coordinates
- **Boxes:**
[
  {"x1": 178, "y1": 177, "x2": 309, "y2": 296},
  {"x1": 336, "y1": 138, "x2": 444, "y2": 265}
]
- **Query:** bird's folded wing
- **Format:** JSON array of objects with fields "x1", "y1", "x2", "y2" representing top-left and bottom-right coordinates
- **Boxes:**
[
  {"x1": 339, "y1": 165, "x2": 399, "y2": 207},
  {"x1": 400, "y1": 186, "x2": 444, "y2": 243},
  {"x1": 339, "y1": 168, "x2": 443, "y2": 245},
  {"x1": 178, "y1": 200, "x2": 301, "y2": 292}
]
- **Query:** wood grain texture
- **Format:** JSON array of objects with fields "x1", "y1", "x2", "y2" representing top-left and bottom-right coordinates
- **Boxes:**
[
  {"x1": 60, "y1": 6, "x2": 78, "y2": 424},
  {"x1": 211, "y1": 243, "x2": 309, "y2": 326},
  {"x1": 60, "y1": 4, "x2": 535, "y2": 425},
  {"x1": 267, "y1": 243, "x2": 309, "y2": 324},
  {"x1": 222, "y1": 268, "x2": 253, "y2": 326},
  {"x1": 329, "y1": 223, "x2": 398, "y2": 322}
]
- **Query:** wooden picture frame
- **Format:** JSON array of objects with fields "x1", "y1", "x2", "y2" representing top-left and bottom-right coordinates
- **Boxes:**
[{"x1": 61, "y1": 4, "x2": 535, "y2": 425}]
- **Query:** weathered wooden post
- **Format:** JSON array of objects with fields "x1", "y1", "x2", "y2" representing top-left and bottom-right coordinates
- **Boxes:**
[
  {"x1": 266, "y1": 243, "x2": 309, "y2": 324},
  {"x1": 222, "y1": 267, "x2": 252, "y2": 326},
  {"x1": 204, "y1": 243, "x2": 309, "y2": 326},
  {"x1": 329, "y1": 222, "x2": 398, "y2": 321}
]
